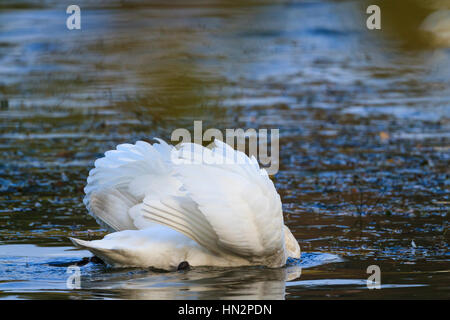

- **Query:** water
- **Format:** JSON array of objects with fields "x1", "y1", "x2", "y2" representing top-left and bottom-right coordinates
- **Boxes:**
[{"x1": 0, "y1": 0, "x2": 449, "y2": 299}]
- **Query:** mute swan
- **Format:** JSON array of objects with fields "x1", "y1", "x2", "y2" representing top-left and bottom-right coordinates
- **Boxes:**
[{"x1": 70, "y1": 138, "x2": 300, "y2": 270}]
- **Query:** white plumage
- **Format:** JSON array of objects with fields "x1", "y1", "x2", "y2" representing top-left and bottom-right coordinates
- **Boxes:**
[{"x1": 70, "y1": 138, "x2": 300, "y2": 270}]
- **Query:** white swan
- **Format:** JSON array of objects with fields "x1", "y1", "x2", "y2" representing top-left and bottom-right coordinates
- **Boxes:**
[{"x1": 70, "y1": 138, "x2": 300, "y2": 270}]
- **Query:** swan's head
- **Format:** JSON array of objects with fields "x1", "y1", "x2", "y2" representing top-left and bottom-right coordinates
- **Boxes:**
[{"x1": 284, "y1": 225, "x2": 300, "y2": 259}]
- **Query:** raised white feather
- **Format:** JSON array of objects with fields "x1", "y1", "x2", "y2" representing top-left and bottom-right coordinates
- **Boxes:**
[{"x1": 71, "y1": 138, "x2": 300, "y2": 270}]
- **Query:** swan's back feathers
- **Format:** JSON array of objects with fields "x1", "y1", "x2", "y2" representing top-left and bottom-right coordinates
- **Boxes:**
[
  {"x1": 134, "y1": 140, "x2": 285, "y2": 263},
  {"x1": 136, "y1": 196, "x2": 220, "y2": 253},
  {"x1": 84, "y1": 139, "x2": 180, "y2": 231},
  {"x1": 178, "y1": 140, "x2": 284, "y2": 258}
]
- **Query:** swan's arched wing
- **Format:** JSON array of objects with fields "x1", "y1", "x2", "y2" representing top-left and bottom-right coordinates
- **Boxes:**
[
  {"x1": 85, "y1": 138, "x2": 285, "y2": 259},
  {"x1": 84, "y1": 139, "x2": 181, "y2": 231},
  {"x1": 137, "y1": 140, "x2": 285, "y2": 258},
  {"x1": 178, "y1": 140, "x2": 285, "y2": 257}
]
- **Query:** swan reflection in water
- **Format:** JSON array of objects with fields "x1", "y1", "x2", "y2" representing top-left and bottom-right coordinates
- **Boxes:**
[
  {"x1": 79, "y1": 263, "x2": 304, "y2": 300},
  {"x1": 75, "y1": 254, "x2": 341, "y2": 299}
]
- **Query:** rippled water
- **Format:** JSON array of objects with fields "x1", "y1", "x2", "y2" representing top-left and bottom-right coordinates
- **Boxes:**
[{"x1": 0, "y1": 0, "x2": 449, "y2": 299}]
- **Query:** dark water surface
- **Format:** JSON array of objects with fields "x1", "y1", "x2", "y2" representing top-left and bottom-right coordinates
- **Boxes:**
[{"x1": 0, "y1": 0, "x2": 449, "y2": 299}]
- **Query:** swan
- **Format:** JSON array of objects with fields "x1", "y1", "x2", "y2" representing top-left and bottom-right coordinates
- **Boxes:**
[{"x1": 69, "y1": 138, "x2": 300, "y2": 270}]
